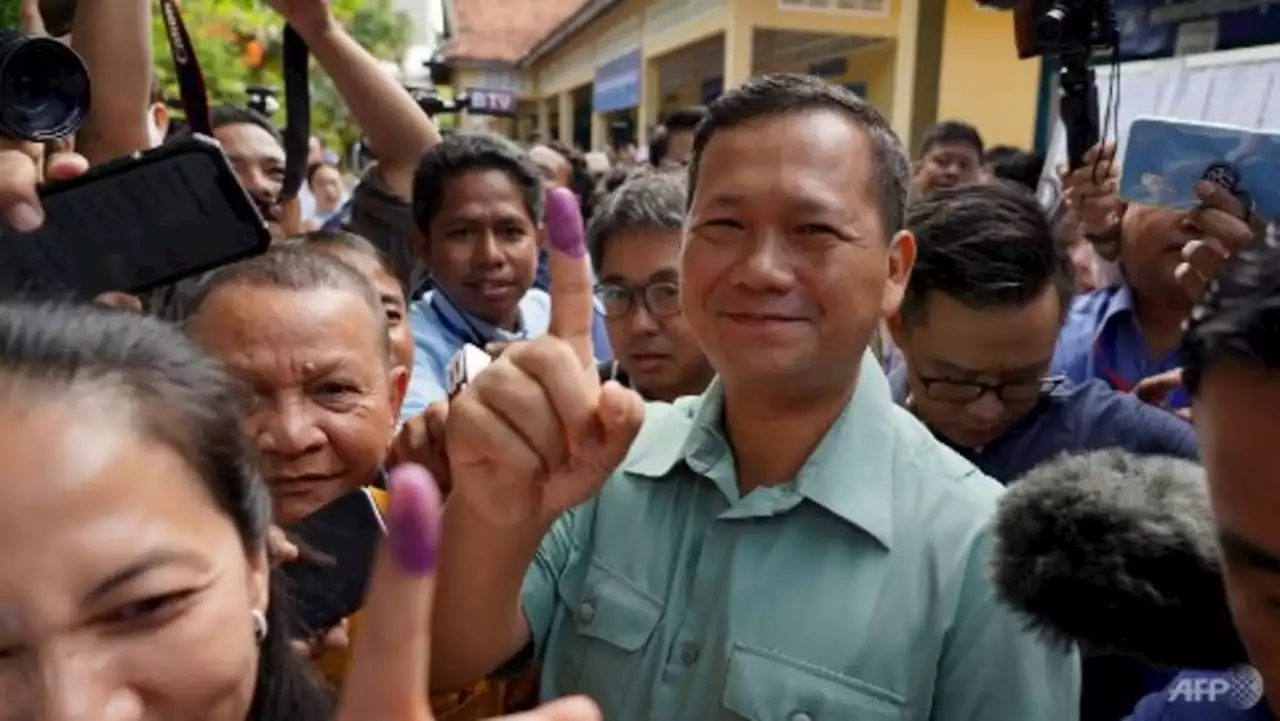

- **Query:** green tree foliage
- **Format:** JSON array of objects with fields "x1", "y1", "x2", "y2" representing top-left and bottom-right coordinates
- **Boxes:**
[
  {"x1": 152, "y1": 0, "x2": 412, "y2": 155},
  {"x1": 0, "y1": 0, "x2": 20, "y2": 31}
]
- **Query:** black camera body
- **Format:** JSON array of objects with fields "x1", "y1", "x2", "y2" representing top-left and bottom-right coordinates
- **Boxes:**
[
  {"x1": 0, "y1": 30, "x2": 91, "y2": 142},
  {"x1": 976, "y1": 0, "x2": 1118, "y2": 170}
]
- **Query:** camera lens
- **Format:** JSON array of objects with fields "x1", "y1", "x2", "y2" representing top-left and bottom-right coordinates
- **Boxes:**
[{"x1": 0, "y1": 32, "x2": 91, "y2": 142}]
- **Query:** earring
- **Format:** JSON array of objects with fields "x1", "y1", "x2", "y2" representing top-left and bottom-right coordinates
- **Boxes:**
[{"x1": 251, "y1": 609, "x2": 269, "y2": 644}]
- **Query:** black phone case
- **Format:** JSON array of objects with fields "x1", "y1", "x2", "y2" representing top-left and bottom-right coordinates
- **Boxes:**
[
  {"x1": 281, "y1": 488, "x2": 385, "y2": 639},
  {"x1": 0, "y1": 135, "x2": 271, "y2": 299}
]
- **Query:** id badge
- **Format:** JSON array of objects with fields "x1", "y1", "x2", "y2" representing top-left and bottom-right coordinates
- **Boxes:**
[{"x1": 447, "y1": 343, "x2": 492, "y2": 400}]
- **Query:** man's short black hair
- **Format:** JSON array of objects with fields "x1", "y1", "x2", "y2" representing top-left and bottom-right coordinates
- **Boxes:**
[
  {"x1": 900, "y1": 180, "x2": 1073, "y2": 327},
  {"x1": 919, "y1": 120, "x2": 984, "y2": 159},
  {"x1": 412, "y1": 132, "x2": 544, "y2": 234},
  {"x1": 986, "y1": 145, "x2": 1045, "y2": 192},
  {"x1": 588, "y1": 170, "x2": 687, "y2": 270},
  {"x1": 649, "y1": 106, "x2": 707, "y2": 167},
  {"x1": 539, "y1": 139, "x2": 597, "y2": 220},
  {"x1": 689, "y1": 74, "x2": 910, "y2": 234},
  {"x1": 1183, "y1": 238, "x2": 1280, "y2": 396},
  {"x1": 209, "y1": 106, "x2": 283, "y2": 145}
]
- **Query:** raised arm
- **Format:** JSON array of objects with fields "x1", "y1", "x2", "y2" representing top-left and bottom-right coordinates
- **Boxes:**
[
  {"x1": 71, "y1": 0, "x2": 153, "y2": 164},
  {"x1": 268, "y1": 0, "x2": 440, "y2": 200}
]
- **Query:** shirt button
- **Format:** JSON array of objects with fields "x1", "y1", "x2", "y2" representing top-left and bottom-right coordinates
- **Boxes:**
[
  {"x1": 577, "y1": 600, "x2": 596, "y2": 625},
  {"x1": 679, "y1": 642, "x2": 700, "y2": 665},
  {"x1": 789, "y1": 712, "x2": 813, "y2": 721}
]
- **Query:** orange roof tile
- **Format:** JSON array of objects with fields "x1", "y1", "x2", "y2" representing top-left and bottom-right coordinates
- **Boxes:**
[{"x1": 445, "y1": 0, "x2": 589, "y2": 63}]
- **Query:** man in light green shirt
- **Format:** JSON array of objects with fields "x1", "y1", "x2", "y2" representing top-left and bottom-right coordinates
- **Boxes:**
[{"x1": 432, "y1": 74, "x2": 1079, "y2": 720}]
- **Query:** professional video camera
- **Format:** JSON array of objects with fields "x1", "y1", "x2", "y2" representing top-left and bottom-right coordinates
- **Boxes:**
[
  {"x1": 977, "y1": 0, "x2": 1119, "y2": 170},
  {"x1": 0, "y1": 30, "x2": 91, "y2": 142}
]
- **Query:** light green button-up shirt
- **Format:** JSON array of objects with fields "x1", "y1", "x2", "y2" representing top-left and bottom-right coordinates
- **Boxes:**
[{"x1": 521, "y1": 355, "x2": 1080, "y2": 720}]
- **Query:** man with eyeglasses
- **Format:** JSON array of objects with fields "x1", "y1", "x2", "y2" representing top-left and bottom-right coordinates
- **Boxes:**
[
  {"x1": 589, "y1": 171, "x2": 714, "y2": 400},
  {"x1": 885, "y1": 182, "x2": 1198, "y2": 483}
]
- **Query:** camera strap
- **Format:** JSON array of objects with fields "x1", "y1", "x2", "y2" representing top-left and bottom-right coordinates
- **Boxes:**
[
  {"x1": 156, "y1": 0, "x2": 211, "y2": 136},
  {"x1": 279, "y1": 27, "x2": 310, "y2": 201},
  {"x1": 155, "y1": 0, "x2": 311, "y2": 201}
]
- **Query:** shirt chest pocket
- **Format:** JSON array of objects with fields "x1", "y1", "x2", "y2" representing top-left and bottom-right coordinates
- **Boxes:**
[
  {"x1": 723, "y1": 644, "x2": 906, "y2": 721},
  {"x1": 554, "y1": 558, "x2": 663, "y2": 696}
]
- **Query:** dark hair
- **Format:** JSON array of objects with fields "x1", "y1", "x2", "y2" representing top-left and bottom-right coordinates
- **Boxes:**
[
  {"x1": 538, "y1": 139, "x2": 597, "y2": 221},
  {"x1": 649, "y1": 106, "x2": 707, "y2": 167},
  {"x1": 193, "y1": 106, "x2": 284, "y2": 147},
  {"x1": 298, "y1": 229, "x2": 405, "y2": 294},
  {"x1": 900, "y1": 181, "x2": 1074, "y2": 326},
  {"x1": 919, "y1": 120, "x2": 984, "y2": 159},
  {"x1": 0, "y1": 301, "x2": 332, "y2": 721},
  {"x1": 186, "y1": 247, "x2": 391, "y2": 363},
  {"x1": 1183, "y1": 238, "x2": 1280, "y2": 396},
  {"x1": 306, "y1": 162, "x2": 340, "y2": 187},
  {"x1": 588, "y1": 170, "x2": 688, "y2": 269},
  {"x1": 986, "y1": 145, "x2": 1045, "y2": 192},
  {"x1": 599, "y1": 165, "x2": 637, "y2": 197},
  {"x1": 690, "y1": 74, "x2": 909, "y2": 234},
  {"x1": 412, "y1": 133, "x2": 544, "y2": 234}
]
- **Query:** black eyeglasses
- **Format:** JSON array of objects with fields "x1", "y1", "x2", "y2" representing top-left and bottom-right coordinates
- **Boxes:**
[
  {"x1": 594, "y1": 280, "x2": 682, "y2": 319},
  {"x1": 916, "y1": 374, "x2": 1065, "y2": 404}
]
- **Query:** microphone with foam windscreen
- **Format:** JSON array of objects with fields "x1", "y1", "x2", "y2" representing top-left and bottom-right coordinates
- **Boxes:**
[{"x1": 990, "y1": 449, "x2": 1248, "y2": 670}]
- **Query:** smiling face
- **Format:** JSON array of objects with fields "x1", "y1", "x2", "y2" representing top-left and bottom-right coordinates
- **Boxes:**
[
  {"x1": 425, "y1": 169, "x2": 541, "y2": 330},
  {"x1": 682, "y1": 109, "x2": 913, "y2": 395},
  {"x1": 0, "y1": 396, "x2": 267, "y2": 721},
  {"x1": 188, "y1": 284, "x2": 402, "y2": 524}
]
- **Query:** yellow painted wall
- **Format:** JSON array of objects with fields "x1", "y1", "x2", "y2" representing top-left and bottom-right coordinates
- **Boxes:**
[
  {"x1": 533, "y1": 0, "x2": 651, "y2": 97},
  {"x1": 521, "y1": 0, "x2": 1042, "y2": 151},
  {"x1": 733, "y1": 0, "x2": 899, "y2": 39},
  {"x1": 934, "y1": 0, "x2": 1039, "y2": 147}
]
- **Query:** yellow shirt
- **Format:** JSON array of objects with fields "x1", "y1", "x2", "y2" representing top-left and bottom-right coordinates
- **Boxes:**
[{"x1": 311, "y1": 487, "x2": 539, "y2": 719}]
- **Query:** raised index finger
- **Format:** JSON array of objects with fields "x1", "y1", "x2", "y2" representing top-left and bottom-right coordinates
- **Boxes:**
[{"x1": 544, "y1": 187, "x2": 596, "y2": 368}]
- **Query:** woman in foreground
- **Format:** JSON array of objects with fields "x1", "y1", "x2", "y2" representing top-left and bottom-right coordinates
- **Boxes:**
[{"x1": 0, "y1": 300, "x2": 596, "y2": 721}]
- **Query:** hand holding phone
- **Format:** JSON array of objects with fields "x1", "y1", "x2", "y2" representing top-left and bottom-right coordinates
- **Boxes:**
[
  {"x1": 281, "y1": 487, "x2": 386, "y2": 639},
  {"x1": 0, "y1": 135, "x2": 270, "y2": 300}
]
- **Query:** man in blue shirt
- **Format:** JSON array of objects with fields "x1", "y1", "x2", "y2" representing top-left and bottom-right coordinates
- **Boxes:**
[
  {"x1": 888, "y1": 181, "x2": 1199, "y2": 719},
  {"x1": 399, "y1": 134, "x2": 608, "y2": 421},
  {"x1": 887, "y1": 181, "x2": 1198, "y2": 484},
  {"x1": 1053, "y1": 144, "x2": 1200, "y2": 409}
]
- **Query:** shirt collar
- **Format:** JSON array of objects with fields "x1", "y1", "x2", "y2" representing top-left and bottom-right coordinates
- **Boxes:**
[
  {"x1": 1098, "y1": 283, "x2": 1137, "y2": 332},
  {"x1": 625, "y1": 351, "x2": 897, "y2": 548},
  {"x1": 430, "y1": 288, "x2": 528, "y2": 342}
]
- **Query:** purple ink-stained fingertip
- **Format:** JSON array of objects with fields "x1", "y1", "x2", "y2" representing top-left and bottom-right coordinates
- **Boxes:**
[
  {"x1": 386, "y1": 464, "x2": 442, "y2": 575},
  {"x1": 545, "y1": 187, "x2": 586, "y2": 258}
]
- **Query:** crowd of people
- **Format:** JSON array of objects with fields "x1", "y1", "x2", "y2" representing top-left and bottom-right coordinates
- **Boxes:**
[{"x1": 2, "y1": 1, "x2": 1280, "y2": 720}]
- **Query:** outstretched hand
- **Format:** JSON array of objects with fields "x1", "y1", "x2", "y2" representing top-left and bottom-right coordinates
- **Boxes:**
[
  {"x1": 334, "y1": 463, "x2": 600, "y2": 721},
  {"x1": 444, "y1": 188, "x2": 645, "y2": 528}
]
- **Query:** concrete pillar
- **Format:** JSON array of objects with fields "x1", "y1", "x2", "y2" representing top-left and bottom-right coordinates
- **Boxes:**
[
  {"x1": 638, "y1": 58, "x2": 661, "y2": 149},
  {"x1": 591, "y1": 112, "x2": 608, "y2": 151},
  {"x1": 722, "y1": 2, "x2": 753, "y2": 89},
  {"x1": 536, "y1": 98, "x2": 551, "y2": 137}
]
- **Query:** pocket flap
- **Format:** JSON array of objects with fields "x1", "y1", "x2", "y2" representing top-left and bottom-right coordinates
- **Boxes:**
[
  {"x1": 723, "y1": 644, "x2": 905, "y2": 721},
  {"x1": 567, "y1": 559, "x2": 663, "y2": 652}
]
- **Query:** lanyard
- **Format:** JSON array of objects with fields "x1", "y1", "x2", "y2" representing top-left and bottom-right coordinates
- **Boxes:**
[
  {"x1": 430, "y1": 295, "x2": 496, "y2": 349},
  {"x1": 1092, "y1": 331, "x2": 1134, "y2": 393},
  {"x1": 155, "y1": 0, "x2": 310, "y2": 201}
]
